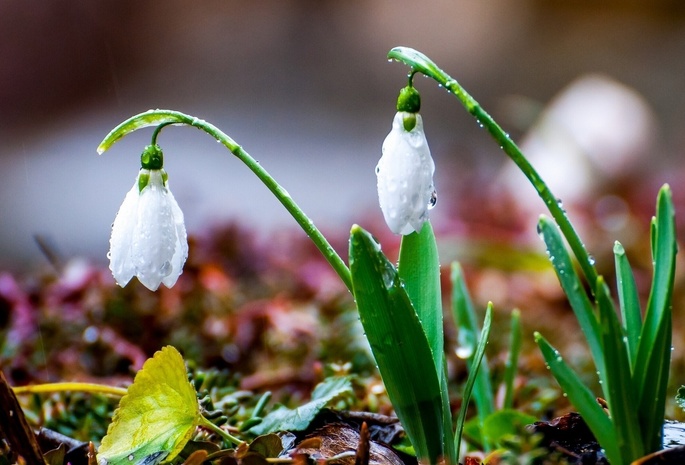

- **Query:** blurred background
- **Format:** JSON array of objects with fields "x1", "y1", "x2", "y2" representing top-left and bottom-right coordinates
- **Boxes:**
[{"x1": 2, "y1": 0, "x2": 685, "y2": 271}]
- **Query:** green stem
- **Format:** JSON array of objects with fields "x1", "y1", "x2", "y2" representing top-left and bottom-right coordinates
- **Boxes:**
[
  {"x1": 12, "y1": 382, "x2": 128, "y2": 397},
  {"x1": 198, "y1": 414, "x2": 244, "y2": 447},
  {"x1": 387, "y1": 47, "x2": 599, "y2": 290},
  {"x1": 151, "y1": 122, "x2": 175, "y2": 146},
  {"x1": 98, "y1": 110, "x2": 352, "y2": 293}
]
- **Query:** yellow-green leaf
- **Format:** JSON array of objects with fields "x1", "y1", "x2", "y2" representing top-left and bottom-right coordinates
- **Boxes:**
[{"x1": 97, "y1": 346, "x2": 200, "y2": 465}]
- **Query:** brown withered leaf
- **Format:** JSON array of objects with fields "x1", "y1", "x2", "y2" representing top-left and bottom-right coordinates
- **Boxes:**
[
  {"x1": 530, "y1": 412, "x2": 607, "y2": 464},
  {"x1": 0, "y1": 370, "x2": 44, "y2": 465},
  {"x1": 290, "y1": 423, "x2": 403, "y2": 465}
]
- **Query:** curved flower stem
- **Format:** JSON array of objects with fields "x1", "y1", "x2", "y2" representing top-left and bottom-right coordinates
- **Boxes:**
[
  {"x1": 388, "y1": 46, "x2": 599, "y2": 290},
  {"x1": 13, "y1": 382, "x2": 128, "y2": 397},
  {"x1": 197, "y1": 414, "x2": 244, "y2": 447},
  {"x1": 98, "y1": 110, "x2": 352, "y2": 293}
]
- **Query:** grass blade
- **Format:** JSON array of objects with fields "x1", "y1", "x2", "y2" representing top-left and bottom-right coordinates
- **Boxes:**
[
  {"x1": 349, "y1": 225, "x2": 445, "y2": 464},
  {"x1": 613, "y1": 241, "x2": 642, "y2": 369},
  {"x1": 450, "y1": 263, "x2": 495, "y2": 448},
  {"x1": 634, "y1": 185, "x2": 676, "y2": 452},
  {"x1": 503, "y1": 309, "x2": 522, "y2": 410},
  {"x1": 637, "y1": 317, "x2": 671, "y2": 453},
  {"x1": 595, "y1": 277, "x2": 643, "y2": 462},
  {"x1": 534, "y1": 333, "x2": 619, "y2": 465},
  {"x1": 454, "y1": 304, "x2": 493, "y2": 461},
  {"x1": 537, "y1": 217, "x2": 604, "y2": 380}
]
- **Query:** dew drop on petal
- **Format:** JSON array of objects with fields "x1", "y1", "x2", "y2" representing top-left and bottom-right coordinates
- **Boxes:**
[{"x1": 427, "y1": 190, "x2": 438, "y2": 210}]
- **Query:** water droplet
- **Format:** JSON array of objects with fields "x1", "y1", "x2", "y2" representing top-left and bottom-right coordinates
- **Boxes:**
[
  {"x1": 128, "y1": 455, "x2": 134, "y2": 462},
  {"x1": 588, "y1": 255, "x2": 596, "y2": 266},
  {"x1": 381, "y1": 263, "x2": 395, "y2": 289},
  {"x1": 427, "y1": 190, "x2": 438, "y2": 210}
]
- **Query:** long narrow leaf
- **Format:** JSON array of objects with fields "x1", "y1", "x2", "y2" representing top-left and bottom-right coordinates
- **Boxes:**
[
  {"x1": 454, "y1": 304, "x2": 493, "y2": 462},
  {"x1": 637, "y1": 317, "x2": 671, "y2": 453},
  {"x1": 398, "y1": 222, "x2": 444, "y2": 373},
  {"x1": 634, "y1": 185, "x2": 676, "y2": 453},
  {"x1": 503, "y1": 309, "x2": 522, "y2": 410},
  {"x1": 537, "y1": 217, "x2": 605, "y2": 381},
  {"x1": 534, "y1": 333, "x2": 620, "y2": 465},
  {"x1": 439, "y1": 359, "x2": 456, "y2": 465},
  {"x1": 450, "y1": 263, "x2": 495, "y2": 450},
  {"x1": 613, "y1": 241, "x2": 642, "y2": 368},
  {"x1": 398, "y1": 222, "x2": 454, "y2": 465},
  {"x1": 595, "y1": 277, "x2": 643, "y2": 462},
  {"x1": 349, "y1": 225, "x2": 445, "y2": 465}
]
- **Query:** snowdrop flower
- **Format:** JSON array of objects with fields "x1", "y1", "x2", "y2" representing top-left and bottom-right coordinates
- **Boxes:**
[
  {"x1": 376, "y1": 86, "x2": 436, "y2": 235},
  {"x1": 108, "y1": 145, "x2": 188, "y2": 291}
]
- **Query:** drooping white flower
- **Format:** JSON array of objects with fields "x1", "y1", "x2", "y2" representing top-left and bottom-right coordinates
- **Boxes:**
[
  {"x1": 376, "y1": 111, "x2": 436, "y2": 235},
  {"x1": 109, "y1": 169, "x2": 188, "y2": 291}
]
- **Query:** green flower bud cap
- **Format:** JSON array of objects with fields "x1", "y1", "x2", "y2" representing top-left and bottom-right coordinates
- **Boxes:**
[
  {"x1": 141, "y1": 144, "x2": 164, "y2": 170},
  {"x1": 396, "y1": 86, "x2": 421, "y2": 113}
]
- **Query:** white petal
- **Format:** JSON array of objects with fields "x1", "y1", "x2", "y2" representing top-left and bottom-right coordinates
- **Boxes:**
[
  {"x1": 109, "y1": 182, "x2": 140, "y2": 287},
  {"x1": 131, "y1": 171, "x2": 177, "y2": 291},
  {"x1": 161, "y1": 185, "x2": 188, "y2": 288},
  {"x1": 376, "y1": 112, "x2": 435, "y2": 235}
]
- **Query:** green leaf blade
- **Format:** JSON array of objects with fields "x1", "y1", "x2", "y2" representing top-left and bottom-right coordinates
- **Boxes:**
[
  {"x1": 398, "y1": 222, "x2": 443, "y2": 374},
  {"x1": 454, "y1": 304, "x2": 493, "y2": 460},
  {"x1": 595, "y1": 277, "x2": 643, "y2": 462},
  {"x1": 398, "y1": 223, "x2": 455, "y2": 465},
  {"x1": 349, "y1": 225, "x2": 446, "y2": 465},
  {"x1": 537, "y1": 217, "x2": 604, "y2": 379},
  {"x1": 613, "y1": 241, "x2": 642, "y2": 368},
  {"x1": 249, "y1": 377, "x2": 353, "y2": 435},
  {"x1": 450, "y1": 262, "x2": 494, "y2": 446},
  {"x1": 502, "y1": 309, "x2": 522, "y2": 410},
  {"x1": 634, "y1": 185, "x2": 676, "y2": 453},
  {"x1": 534, "y1": 333, "x2": 620, "y2": 465}
]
